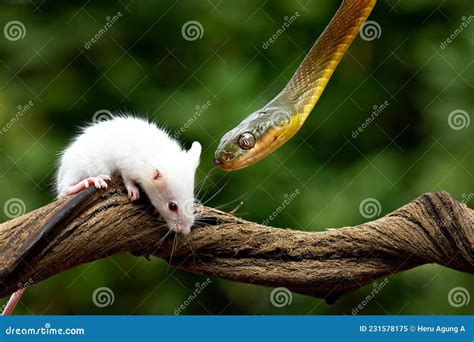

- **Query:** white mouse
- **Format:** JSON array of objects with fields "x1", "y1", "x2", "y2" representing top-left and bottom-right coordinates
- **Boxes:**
[{"x1": 56, "y1": 115, "x2": 202, "y2": 235}]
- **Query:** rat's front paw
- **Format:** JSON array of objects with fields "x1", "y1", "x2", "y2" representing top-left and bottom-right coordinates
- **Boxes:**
[{"x1": 124, "y1": 179, "x2": 140, "y2": 201}]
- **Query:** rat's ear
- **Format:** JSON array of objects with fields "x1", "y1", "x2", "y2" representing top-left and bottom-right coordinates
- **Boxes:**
[
  {"x1": 188, "y1": 141, "x2": 201, "y2": 168},
  {"x1": 152, "y1": 169, "x2": 161, "y2": 181}
]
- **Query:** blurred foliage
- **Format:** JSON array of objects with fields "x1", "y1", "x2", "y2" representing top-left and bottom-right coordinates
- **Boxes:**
[{"x1": 0, "y1": 0, "x2": 472, "y2": 315}]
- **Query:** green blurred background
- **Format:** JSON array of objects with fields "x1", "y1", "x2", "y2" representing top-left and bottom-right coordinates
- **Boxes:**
[{"x1": 0, "y1": 0, "x2": 472, "y2": 315}]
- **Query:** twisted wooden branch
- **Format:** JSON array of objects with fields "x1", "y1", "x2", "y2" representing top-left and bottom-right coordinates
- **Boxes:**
[{"x1": 0, "y1": 180, "x2": 472, "y2": 303}]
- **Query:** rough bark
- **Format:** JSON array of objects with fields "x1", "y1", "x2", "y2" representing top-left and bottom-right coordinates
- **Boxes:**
[{"x1": 0, "y1": 180, "x2": 472, "y2": 303}]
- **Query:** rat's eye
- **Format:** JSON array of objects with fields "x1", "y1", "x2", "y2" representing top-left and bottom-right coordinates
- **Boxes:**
[
  {"x1": 238, "y1": 132, "x2": 255, "y2": 150},
  {"x1": 168, "y1": 202, "x2": 178, "y2": 212}
]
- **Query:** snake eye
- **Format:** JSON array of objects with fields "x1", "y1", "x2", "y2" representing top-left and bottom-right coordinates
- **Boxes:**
[{"x1": 238, "y1": 132, "x2": 256, "y2": 150}]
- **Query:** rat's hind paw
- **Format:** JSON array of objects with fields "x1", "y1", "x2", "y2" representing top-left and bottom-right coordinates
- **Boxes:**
[
  {"x1": 63, "y1": 175, "x2": 111, "y2": 196},
  {"x1": 84, "y1": 175, "x2": 110, "y2": 189},
  {"x1": 95, "y1": 175, "x2": 111, "y2": 188}
]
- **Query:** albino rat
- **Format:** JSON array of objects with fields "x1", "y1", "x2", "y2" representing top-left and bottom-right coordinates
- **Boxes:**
[
  {"x1": 2, "y1": 115, "x2": 201, "y2": 316},
  {"x1": 57, "y1": 115, "x2": 202, "y2": 235}
]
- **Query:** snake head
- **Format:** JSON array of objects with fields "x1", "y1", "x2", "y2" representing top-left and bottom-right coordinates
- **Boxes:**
[{"x1": 214, "y1": 107, "x2": 300, "y2": 171}]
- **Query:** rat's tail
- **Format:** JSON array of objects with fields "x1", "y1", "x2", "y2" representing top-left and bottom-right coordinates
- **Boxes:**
[{"x1": 1, "y1": 289, "x2": 25, "y2": 315}]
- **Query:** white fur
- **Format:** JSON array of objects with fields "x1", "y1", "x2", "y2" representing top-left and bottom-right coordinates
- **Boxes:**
[{"x1": 56, "y1": 115, "x2": 201, "y2": 234}]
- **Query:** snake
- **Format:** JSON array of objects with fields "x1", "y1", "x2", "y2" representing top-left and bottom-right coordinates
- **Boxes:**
[{"x1": 214, "y1": 0, "x2": 377, "y2": 170}]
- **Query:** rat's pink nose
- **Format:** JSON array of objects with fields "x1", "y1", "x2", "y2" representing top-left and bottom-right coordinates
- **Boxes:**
[{"x1": 177, "y1": 224, "x2": 191, "y2": 235}]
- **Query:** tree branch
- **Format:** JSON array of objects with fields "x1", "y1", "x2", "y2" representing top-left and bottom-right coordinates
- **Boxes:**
[{"x1": 0, "y1": 179, "x2": 472, "y2": 303}]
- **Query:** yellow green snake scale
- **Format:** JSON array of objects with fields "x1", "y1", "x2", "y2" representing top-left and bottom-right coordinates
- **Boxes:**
[{"x1": 215, "y1": 0, "x2": 377, "y2": 170}]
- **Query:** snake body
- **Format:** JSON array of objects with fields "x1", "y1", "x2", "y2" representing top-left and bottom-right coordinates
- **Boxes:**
[{"x1": 215, "y1": 0, "x2": 377, "y2": 170}]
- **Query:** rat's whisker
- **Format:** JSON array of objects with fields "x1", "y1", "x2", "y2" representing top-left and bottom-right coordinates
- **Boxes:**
[
  {"x1": 167, "y1": 233, "x2": 178, "y2": 274},
  {"x1": 196, "y1": 167, "x2": 215, "y2": 187},
  {"x1": 185, "y1": 238, "x2": 197, "y2": 266},
  {"x1": 195, "y1": 168, "x2": 213, "y2": 188},
  {"x1": 202, "y1": 176, "x2": 231, "y2": 206},
  {"x1": 195, "y1": 168, "x2": 216, "y2": 199},
  {"x1": 198, "y1": 173, "x2": 230, "y2": 201},
  {"x1": 156, "y1": 228, "x2": 173, "y2": 249},
  {"x1": 211, "y1": 190, "x2": 251, "y2": 210},
  {"x1": 192, "y1": 220, "x2": 213, "y2": 228},
  {"x1": 146, "y1": 228, "x2": 173, "y2": 258},
  {"x1": 229, "y1": 201, "x2": 244, "y2": 214}
]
